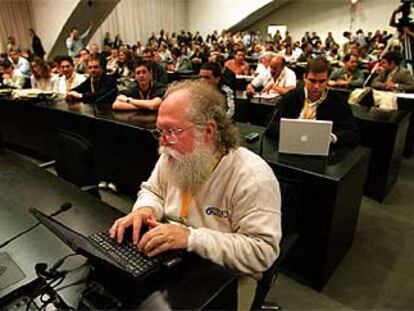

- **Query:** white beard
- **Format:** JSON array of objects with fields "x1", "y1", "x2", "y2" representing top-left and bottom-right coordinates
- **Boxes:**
[{"x1": 159, "y1": 141, "x2": 216, "y2": 192}]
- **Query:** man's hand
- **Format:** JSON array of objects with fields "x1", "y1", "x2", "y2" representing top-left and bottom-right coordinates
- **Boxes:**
[
  {"x1": 109, "y1": 207, "x2": 156, "y2": 245},
  {"x1": 66, "y1": 90, "x2": 82, "y2": 99},
  {"x1": 138, "y1": 219, "x2": 189, "y2": 257},
  {"x1": 384, "y1": 80, "x2": 396, "y2": 90},
  {"x1": 116, "y1": 94, "x2": 128, "y2": 102}
]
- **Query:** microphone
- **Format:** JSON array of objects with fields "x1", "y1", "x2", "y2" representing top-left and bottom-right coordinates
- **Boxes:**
[{"x1": 0, "y1": 202, "x2": 73, "y2": 249}]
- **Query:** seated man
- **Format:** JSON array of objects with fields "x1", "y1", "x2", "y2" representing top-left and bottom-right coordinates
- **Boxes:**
[
  {"x1": 8, "y1": 49, "x2": 31, "y2": 78},
  {"x1": 371, "y1": 51, "x2": 414, "y2": 92},
  {"x1": 266, "y1": 57, "x2": 360, "y2": 148},
  {"x1": 167, "y1": 47, "x2": 192, "y2": 73},
  {"x1": 112, "y1": 60, "x2": 166, "y2": 111},
  {"x1": 0, "y1": 59, "x2": 25, "y2": 89},
  {"x1": 224, "y1": 48, "x2": 250, "y2": 76},
  {"x1": 66, "y1": 56, "x2": 117, "y2": 104},
  {"x1": 199, "y1": 62, "x2": 235, "y2": 118},
  {"x1": 246, "y1": 55, "x2": 296, "y2": 95},
  {"x1": 109, "y1": 80, "x2": 281, "y2": 310},
  {"x1": 57, "y1": 55, "x2": 86, "y2": 94},
  {"x1": 328, "y1": 54, "x2": 364, "y2": 88},
  {"x1": 142, "y1": 48, "x2": 168, "y2": 84}
]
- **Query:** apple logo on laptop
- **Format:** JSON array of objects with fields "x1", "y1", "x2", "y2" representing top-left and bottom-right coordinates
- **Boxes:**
[{"x1": 300, "y1": 135, "x2": 308, "y2": 142}]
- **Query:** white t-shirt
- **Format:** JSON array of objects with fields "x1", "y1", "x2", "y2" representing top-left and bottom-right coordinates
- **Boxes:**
[{"x1": 251, "y1": 66, "x2": 297, "y2": 91}]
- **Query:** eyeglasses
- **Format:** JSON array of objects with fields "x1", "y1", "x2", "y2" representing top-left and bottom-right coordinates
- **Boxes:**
[{"x1": 150, "y1": 125, "x2": 194, "y2": 144}]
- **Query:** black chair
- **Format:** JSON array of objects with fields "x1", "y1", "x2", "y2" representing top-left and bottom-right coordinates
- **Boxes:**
[
  {"x1": 250, "y1": 176, "x2": 301, "y2": 311},
  {"x1": 55, "y1": 130, "x2": 100, "y2": 198}
]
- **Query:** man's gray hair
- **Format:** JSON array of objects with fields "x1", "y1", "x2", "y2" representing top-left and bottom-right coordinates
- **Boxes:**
[{"x1": 164, "y1": 80, "x2": 240, "y2": 153}]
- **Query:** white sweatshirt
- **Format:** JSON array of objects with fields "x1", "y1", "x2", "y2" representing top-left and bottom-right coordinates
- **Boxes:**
[{"x1": 133, "y1": 147, "x2": 282, "y2": 277}]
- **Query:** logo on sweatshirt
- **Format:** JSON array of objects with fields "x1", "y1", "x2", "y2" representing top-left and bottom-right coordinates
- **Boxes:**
[{"x1": 205, "y1": 206, "x2": 229, "y2": 218}]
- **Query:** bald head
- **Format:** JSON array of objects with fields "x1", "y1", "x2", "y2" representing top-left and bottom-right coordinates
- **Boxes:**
[{"x1": 270, "y1": 55, "x2": 285, "y2": 77}]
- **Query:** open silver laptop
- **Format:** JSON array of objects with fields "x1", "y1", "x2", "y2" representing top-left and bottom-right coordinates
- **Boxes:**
[{"x1": 278, "y1": 118, "x2": 333, "y2": 156}]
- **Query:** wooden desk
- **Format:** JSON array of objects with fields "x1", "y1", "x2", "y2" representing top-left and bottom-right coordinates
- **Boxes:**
[
  {"x1": 238, "y1": 123, "x2": 370, "y2": 290},
  {"x1": 0, "y1": 149, "x2": 237, "y2": 310}
]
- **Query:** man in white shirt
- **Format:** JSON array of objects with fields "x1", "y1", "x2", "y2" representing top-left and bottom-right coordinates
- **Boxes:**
[
  {"x1": 66, "y1": 24, "x2": 92, "y2": 58},
  {"x1": 247, "y1": 55, "x2": 296, "y2": 95},
  {"x1": 109, "y1": 80, "x2": 281, "y2": 310},
  {"x1": 8, "y1": 49, "x2": 31, "y2": 78},
  {"x1": 0, "y1": 59, "x2": 25, "y2": 89},
  {"x1": 57, "y1": 56, "x2": 86, "y2": 94}
]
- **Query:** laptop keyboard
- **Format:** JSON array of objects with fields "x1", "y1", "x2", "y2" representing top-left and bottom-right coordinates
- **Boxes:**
[{"x1": 89, "y1": 232, "x2": 162, "y2": 278}]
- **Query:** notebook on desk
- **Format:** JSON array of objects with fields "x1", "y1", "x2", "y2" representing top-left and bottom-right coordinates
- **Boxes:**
[
  {"x1": 279, "y1": 118, "x2": 333, "y2": 156},
  {"x1": 29, "y1": 208, "x2": 184, "y2": 281}
]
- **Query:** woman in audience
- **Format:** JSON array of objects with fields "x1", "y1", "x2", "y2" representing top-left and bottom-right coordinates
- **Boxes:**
[
  {"x1": 106, "y1": 48, "x2": 119, "y2": 74},
  {"x1": 114, "y1": 48, "x2": 132, "y2": 78},
  {"x1": 30, "y1": 57, "x2": 59, "y2": 92}
]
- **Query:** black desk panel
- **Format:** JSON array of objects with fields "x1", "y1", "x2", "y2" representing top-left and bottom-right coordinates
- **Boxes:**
[
  {"x1": 351, "y1": 105, "x2": 410, "y2": 201},
  {"x1": 238, "y1": 122, "x2": 370, "y2": 290},
  {"x1": 0, "y1": 150, "x2": 237, "y2": 310},
  {"x1": 0, "y1": 98, "x2": 159, "y2": 196}
]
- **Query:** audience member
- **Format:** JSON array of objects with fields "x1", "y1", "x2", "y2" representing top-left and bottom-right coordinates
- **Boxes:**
[
  {"x1": 199, "y1": 62, "x2": 235, "y2": 117},
  {"x1": 66, "y1": 56, "x2": 117, "y2": 104},
  {"x1": 168, "y1": 47, "x2": 192, "y2": 72},
  {"x1": 109, "y1": 80, "x2": 281, "y2": 310},
  {"x1": 8, "y1": 49, "x2": 31, "y2": 77},
  {"x1": 57, "y1": 55, "x2": 86, "y2": 94},
  {"x1": 66, "y1": 23, "x2": 92, "y2": 58},
  {"x1": 371, "y1": 51, "x2": 414, "y2": 92},
  {"x1": 112, "y1": 60, "x2": 166, "y2": 111},
  {"x1": 29, "y1": 28, "x2": 46, "y2": 59},
  {"x1": 224, "y1": 49, "x2": 249, "y2": 76},
  {"x1": 266, "y1": 57, "x2": 360, "y2": 148},
  {"x1": 329, "y1": 54, "x2": 364, "y2": 88},
  {"x1": 142, "y1": 48, "x2": 168, "y2": 84},
  {"x1": 30, "y1": 57, "x2": 59, "y2": 92},
  {"x1": 0, "y1": 58, "x2": 25, "y2": 89},
  {"x1": 247, "y1": 55, "x2": 296, "y2": 95}
]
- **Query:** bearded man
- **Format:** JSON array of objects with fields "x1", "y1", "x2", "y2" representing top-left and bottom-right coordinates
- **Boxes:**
[{"x1": 109, "y1": 80, "x2": 281, "y2": 310}]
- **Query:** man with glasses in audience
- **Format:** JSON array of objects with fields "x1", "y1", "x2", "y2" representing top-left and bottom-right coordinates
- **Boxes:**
[
  {"x1": 266, "y1": 57, "x2": 360, "y2": 147},
  {"x1": 112, "y1": 60, "x2": 166, "y2": 111},
  {"x1": 66, "y1": 56, "x2": 117, "y2": 104},
  {"x1": 109, "y1": 80, "x2": 281, "y2": 310}
]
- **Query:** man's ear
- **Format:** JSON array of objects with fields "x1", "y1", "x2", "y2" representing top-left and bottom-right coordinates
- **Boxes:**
[{"x1": 204, "y1": 120, "x2": 217, "y2": 144}]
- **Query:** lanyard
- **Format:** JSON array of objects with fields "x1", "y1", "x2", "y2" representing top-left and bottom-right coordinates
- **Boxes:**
[
  {"x1": 179, "y1": 154, "x2": 223, "y2": 224},
  {"x1": 302, "y1": 88, "x2": 328, "y2": 120}
]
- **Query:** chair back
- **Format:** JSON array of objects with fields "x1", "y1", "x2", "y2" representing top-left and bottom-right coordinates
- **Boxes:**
[
  {"x1": 55, "y1": 130, "x2": 100, "y2": 197},
  {"x1": 250, "y1": 175, "x2": 301, "y2": 310}
]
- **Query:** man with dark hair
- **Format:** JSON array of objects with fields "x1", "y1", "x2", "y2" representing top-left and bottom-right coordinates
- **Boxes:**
[
  {"x1": 0, "y1": 58, "x2": 25, "y2": 89},
  {"x1": 266, "y1": 57, "x2": 360, "y2": 148},
  {"x1": 371, "y1": 51, "x2": 414, "y2": 92},
  {"x1": 29, "y1": 28, "x2": 46, "y2": 59},
  {"x1": 110, "y1": 80, "x2": 281, "y2": 310},
  {"x1": 142, "y1": 48, "x2": 168, "y2": 84},
  {"x1": 66, "y1": 23, "x2": 92, "y2": 58},
  {"x1": 57, "y1": 55, "x2": 86, "y2": 94},
  {"x1": 329, "y1": 54, "x2": 364, "y2": 88},
  {"x1": 8, "y1": 49, "x2": 31, "y2": 78},
  {"x1": 66, "y1": 56, "x2": 117, "y2": 104},
  {"x1": 112, "y1": 60, "x2": 166, "y2": 111},
  {"x1": 224, "y1": 49, "x2": 250, "y2": 75},
  {"x1": 199, "y1": 62, "x2": 235, "y2": 117},
  {"x1": 168, "y1": 47, "x2": 192, "y2": 73}
]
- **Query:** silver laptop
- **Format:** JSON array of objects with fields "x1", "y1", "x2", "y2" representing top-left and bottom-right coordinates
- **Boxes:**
[{"x1": 278, "y1": 118, "x2": 333, "y2": 156}]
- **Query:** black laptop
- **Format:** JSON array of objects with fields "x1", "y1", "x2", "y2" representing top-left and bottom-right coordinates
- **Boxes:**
[{"x1": 29, "y1": 208, "x2": 184, "y2": 281}]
